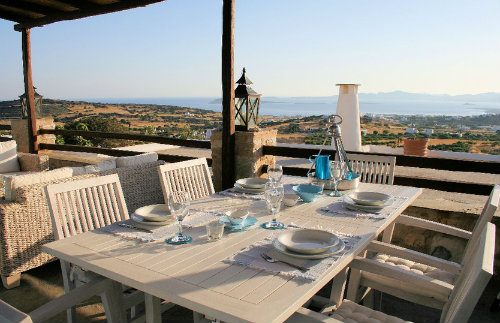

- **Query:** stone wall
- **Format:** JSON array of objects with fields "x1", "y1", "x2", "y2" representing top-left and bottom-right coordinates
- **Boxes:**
[
  {"x1": 391, "y1": 205, "x2": 500, "y2": 272},
  {"x1": 10, "y1": 118, "x2": 55, "y2": 153},
  {"x1": 211, "y1": 129, "x2": 277, "y2": 191}
]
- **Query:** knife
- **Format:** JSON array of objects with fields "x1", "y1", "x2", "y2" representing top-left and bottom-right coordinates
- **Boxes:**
[{"x1": 118, "y1": 223, "x2": 154, "y2": 233}]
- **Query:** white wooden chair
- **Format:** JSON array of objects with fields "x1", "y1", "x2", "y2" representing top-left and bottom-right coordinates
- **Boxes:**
[
  {"x1": 0, "y1": 277, "x2": 121, "y2": 323},
  {"x1": 158, "y1": 158, "x2": 214, "y2": 202},
  {"x1": 45, "y1": 174, "x2": 140, "y2": 323},
  {"x1": 346, "y1": 185, "x2": 498, "y2": 321},
  {"x1": 287, "y1": 222, "x2": 495, "y2": 323},
  {"x1": 347, "y1": 153, "x2": 396, "y2": 185}
]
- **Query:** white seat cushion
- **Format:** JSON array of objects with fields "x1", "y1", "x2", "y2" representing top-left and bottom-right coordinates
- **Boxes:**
[
  {"x1": 0, "y1": 141, "x2": 20, "y2": 174},
  {"x1": 372, "y1": 254, "x2": 456, "y2": 284},
  {"x1": 360, "y1": 253, "x2": 457, "y2": 304},
  {"x1": 3, "y1": 167, "x2": 75, "y2": 201},
  {"x1": 116, "y1": 152, "x2": 158, "y2": 168},
  {"x1": 331, "y1": 300, "x2": 412, "y2": 323}
]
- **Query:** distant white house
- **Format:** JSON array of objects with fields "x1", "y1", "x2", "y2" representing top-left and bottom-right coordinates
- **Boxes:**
[
  {"x1": 423, "y1": 129, "x2": 434, "y2": 135},
  {"x1": 400, "y1": 117, "x2": 408, "y2": 122},
  {"x1": 184, "y1": 112, "x2": 193, "y2": 117},
  {"x1": 457, "y1": 125, "x2": 470, "y2": 131},
  {"x1": 405, "y1": 128, "x2": 418, "y2": 134},
  {"x1": 360, "y1": 129, "x2": 368, "y2": 136}
]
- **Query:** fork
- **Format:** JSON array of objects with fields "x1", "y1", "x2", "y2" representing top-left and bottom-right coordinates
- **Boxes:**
[{"x1": 260, "y1": 253, "x2": 309, "y2": 272}]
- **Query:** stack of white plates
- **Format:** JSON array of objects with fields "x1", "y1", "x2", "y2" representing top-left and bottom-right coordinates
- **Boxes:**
[
  {"x1": 233, "y1": 178, "x2": 268, "y2": 194},
  {"x1": 272, "y1": 229, "x2": 345, "y2": 259},
  {"x1": 130, "y1": 204, "x2": 174, "y2": 228},
  {"x1": 343, "y1": 192, "x2": 393, "y2": 212}
]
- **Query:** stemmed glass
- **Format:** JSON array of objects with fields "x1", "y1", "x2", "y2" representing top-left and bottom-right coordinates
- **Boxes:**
[
  {"x1": 262, "y1": 182, "x2": 285, "y2": 229},
  {"x1": 328, "y1": 161, "x2": 344, "y2": 197},
  {"x1": 166, "y1": 191, "x2": 192, "y2": 244},
  {"x1": 267, "y1": 164, "x2": 283, "y2": 183}
]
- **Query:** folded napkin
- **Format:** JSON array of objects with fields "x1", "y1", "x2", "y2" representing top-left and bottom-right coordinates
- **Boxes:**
[
  {"x1": 225, "y1": 226, "x2": 360, "y2": 281},
  {"x1": 100, "y1": 210, "x2": 223, "y2": 242}
]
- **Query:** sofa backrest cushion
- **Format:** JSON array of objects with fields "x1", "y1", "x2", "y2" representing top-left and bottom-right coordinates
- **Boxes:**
[
  {"x1": 4, "y1": 167, "x2": 74, "y2": 201},
  {"x1": 116, "y1": 152, "x2": 158, "y2": 168},
  {"x1": 83, "y1": 159, "x2": 117, "y2": 174},
  {"x1": 0, "y1": 141, "x2": 20, "y2": 174}
]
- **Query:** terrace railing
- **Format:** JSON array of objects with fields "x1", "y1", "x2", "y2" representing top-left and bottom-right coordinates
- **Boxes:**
[
  {"x1": 1, "y1": 126, "x2": 498, "y2": 196},
  {"x1": 37, "y1": 128, "x2": 212, "y2": 165},
  {"x1": 262, "y1": 145, "x2": 499, "y2": 196}
]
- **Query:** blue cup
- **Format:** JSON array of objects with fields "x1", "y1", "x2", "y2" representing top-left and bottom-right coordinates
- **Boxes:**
[{"x1": 309, "y1": 155, "x2": 330, "y2": 179}]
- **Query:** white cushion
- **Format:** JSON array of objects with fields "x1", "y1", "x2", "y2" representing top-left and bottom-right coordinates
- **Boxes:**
[
  {"x1": 372, "y1": 254, "x2": 456, "y2": 284},
  {"x1": 0, "y1": 141, "x2": 20, "y2": 173},
  {"x1": 84, "y1": 159, "x2": 117, "y2": 174},
  {"x1": 115, "y1": 152, "x2": 158, "y2": 168},
  {"x1": 331, "y1": 300, "x2": 412, "y2": 323},
  {"x1": 4, "y1": 167, "x2": 74, "y2": 201}
]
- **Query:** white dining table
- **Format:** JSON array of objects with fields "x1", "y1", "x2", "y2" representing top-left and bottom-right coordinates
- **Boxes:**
[{"x1": 43, "y1": 178, "x2": 422, "y2": 323}]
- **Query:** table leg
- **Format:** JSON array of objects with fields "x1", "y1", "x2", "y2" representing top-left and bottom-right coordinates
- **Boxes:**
[{"x1": 145, "y1": 294, "x2": 162, "y2": 323}]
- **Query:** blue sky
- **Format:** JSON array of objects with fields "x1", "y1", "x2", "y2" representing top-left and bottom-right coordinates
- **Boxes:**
[{"x1": 0, "y1": 0, "x2": 499, "y2": 100}]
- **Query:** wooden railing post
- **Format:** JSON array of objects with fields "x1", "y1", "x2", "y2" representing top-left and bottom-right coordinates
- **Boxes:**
[
  {"x1": 21, "y1": 28, "x2": 38, "y2": 154},
  {"x1": 221, "y1": 0, "x2": 236, "y2": 190}
]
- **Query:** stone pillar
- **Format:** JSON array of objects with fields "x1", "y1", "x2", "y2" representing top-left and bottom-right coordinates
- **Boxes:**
[
  {"x1": 10, "y1": 118, "x2": 56, "y2": 153},
  {"x1": 335, "y1": 84, "x2": 362, "y2": 151},
  {"x1": 211, "y1": 129, "x2": 277, "y2": 192}
]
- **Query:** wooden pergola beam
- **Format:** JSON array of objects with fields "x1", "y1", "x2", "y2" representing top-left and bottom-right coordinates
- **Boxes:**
[
  {"x1": 0, "y1": 0, "x2": 67, "y2": 17},
  {"x1": 14, "y1": 0, "x2": 164, "y2": 30},
  {"x1": 221, "y1": 0, "x2": 235, "y2": 190},
  {"x1": 21, "y1": 28, "x2": 38, "y2": 153}
]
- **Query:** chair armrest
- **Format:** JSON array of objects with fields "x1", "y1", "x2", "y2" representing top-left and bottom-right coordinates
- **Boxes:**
[
  {"x1": 29, "y1": 277, "x2": 111, "y2": 322},
  {"x1": 17, "y1": 152, "x2": 49, "y2": 172},
  {"x1": 396, "y1": 214, "x2": 472, "y2": 240},
  {"x1": 350, "y1": 257, "x2": 454, "y2": 299},
  {"x1": 367, "y1": 240, "x2": 462, "y2": 275}
]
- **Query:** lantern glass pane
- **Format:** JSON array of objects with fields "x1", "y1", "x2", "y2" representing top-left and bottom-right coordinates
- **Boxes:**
[{"x1": 235, "y1": 97, "x2": 247, "y2": 126}]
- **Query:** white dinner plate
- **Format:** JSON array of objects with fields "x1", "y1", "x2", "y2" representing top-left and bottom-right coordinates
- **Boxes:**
[
  {"x1": 343, "y1": 195, "x2": 393, "y2": 211},
  {"x1": 272, "y1": 238, "x2": 345, "y2": 259},
  {"x1": 347, "y1": 192, "x2": 392, "y2": 206},
  {"x1": 236, "y1": 178, "x2": 268, "y2": 189},
  {"x1": 130, "y1": 213, "x2": 174, "y2": 227},
  {"x1": 233, "y1": 183, "x2": 265, "y2": 194},
  {"x1": 277, "y1": 229, "x2": 339, "y2": 255},
  {"x1": 134, "y1": 204, "x2": 172, "y2": 222}
]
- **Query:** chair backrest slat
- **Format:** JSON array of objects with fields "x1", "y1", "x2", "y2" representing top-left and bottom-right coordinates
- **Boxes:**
[
  {"x1": 461, "y1": 185, "x2": 499, "y2": 265},
  {"x1": 441, "y1": 222, "x2": 495, "y2": 323},
  {"x1": 158, "y1": 158, "x2": 215, "y2": 202},
  {"x1": 347, "y1": 154, "x2": 396, "y2": 185},
  {"x1": 46, "y1": 174, "x2": 129, "y2": 240}
]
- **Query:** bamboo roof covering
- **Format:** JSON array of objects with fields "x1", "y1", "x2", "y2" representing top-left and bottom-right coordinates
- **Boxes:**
[{"x1": 0, "y1": 0, "x2": 165, "y2": 31}]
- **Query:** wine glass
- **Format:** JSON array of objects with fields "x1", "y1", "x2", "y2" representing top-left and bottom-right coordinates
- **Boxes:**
[
  {"x1": 262, "y1": 182, "x2": 285, "y2": 229},
  {"x1": 267, "y1": 164, "x2": 283, "y2": 183},
  {"x1": 166, "y1": 191, "x2": 192, "y2": 244},
  {"x1": 328, "y1": 161, "x2": 344, "y2": 197}
]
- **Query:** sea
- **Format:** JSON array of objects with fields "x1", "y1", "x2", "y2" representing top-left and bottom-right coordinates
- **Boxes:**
[{"x1": 79, "y1": 97, "x2": 499, "y2": 117}]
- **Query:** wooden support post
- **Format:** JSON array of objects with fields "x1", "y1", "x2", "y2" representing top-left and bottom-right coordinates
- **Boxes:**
[
  {"x1": 21, "y1": 28, "x2": 38, "y2": 154},
  {"x1": 221, "y1": 0, "x2": 235, "y2": 190}
]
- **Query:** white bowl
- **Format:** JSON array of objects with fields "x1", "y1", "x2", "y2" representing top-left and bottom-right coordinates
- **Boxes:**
[
  {"x1": 338, "y1": 174, "x2": 360, "y2": 190},
  {"x1": 347, "y1": 192, "x2": 392, "y2": 206},
  {"x1": 235, "y1": 178, "x2": 268, "y2": 189},
  {"x1": 134, "y1": 204, "x2": 172, "y2": 222},
  {"x1": 283, "y1": 193, "x2": 299, "y2": 207},
  {"x1": 225, "y1": 209, "x2": 249, "y2": 226},
  {"x1": 277, "y1": 229, "x2": 339, "y2": 255}
]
